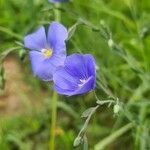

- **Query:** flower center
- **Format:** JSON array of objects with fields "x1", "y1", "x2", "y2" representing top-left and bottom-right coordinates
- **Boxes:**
[
  {"x1": 78, "y1": 79, "x2": 87, "y2": 87},
  {"x1": 42, "y1": 48, "x2": 53, "y2": 58}
]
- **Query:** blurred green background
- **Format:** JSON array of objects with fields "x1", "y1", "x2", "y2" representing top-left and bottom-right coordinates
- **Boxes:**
[{"x1": 0, "y1": 0, "x2": 150, "y2": 149}]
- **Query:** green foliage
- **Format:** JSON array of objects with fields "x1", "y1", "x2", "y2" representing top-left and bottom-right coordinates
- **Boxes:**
[{"x1": 0, "y1": 0, "x2": 150, "y2": 149}]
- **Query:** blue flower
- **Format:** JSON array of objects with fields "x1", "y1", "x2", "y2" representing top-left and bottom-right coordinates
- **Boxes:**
[
  {"x1": 53, "y1": 54, "x2": 96, "y2": 96},
  {"x1": 48, "y1": 0, "x2": 69, "y2": 3},
  {"x1": 24, "y1": 22, "x2": 68, "y2": 81}
]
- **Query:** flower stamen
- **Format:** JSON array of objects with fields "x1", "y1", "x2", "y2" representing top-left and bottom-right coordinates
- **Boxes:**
[
  {"x1": 42, "y1": 48, "x2": 53, "y2": 58},
  {"x1": 78, "y1": 79, "x2": 87, "y2": 87}
]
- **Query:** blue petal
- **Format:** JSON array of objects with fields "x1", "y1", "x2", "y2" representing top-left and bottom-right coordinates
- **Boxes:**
[
  {"x1": 50, "y1": 53, "x2": 66, "y2": 67},
  {"x1": 54, "y1": 76, "x2": 95, "y2": 96},
  {"x1": 64, "y1": 54, "x2": 89, "y2": 79},
  {"x1": 53, "y1": 54, "x2": 96, "y2": 96},
  {"x1": 29, "y1": 51, "x2": 55, "y2": 81},
  {"x1": 24, "y1": 27, "x2": 47, "y2": 51},
  {"x1": 53, "y1": 68, "x2": 78, "y2": 91},
  {"x1": 83, "y1": 54, "x2": 96, "y2": 79},
  {"x1": 71, "y1": 76, "x2": 95, "y2": 96},
  {"x1": 54, "y1": 85, "x2": 76, "y2": 96},
  {"x1": 29, "y1": 51, "x2": 66, "y2": 81},
  {"x1": 47, "y1": 22, "x2": 68, "y2": 53}
]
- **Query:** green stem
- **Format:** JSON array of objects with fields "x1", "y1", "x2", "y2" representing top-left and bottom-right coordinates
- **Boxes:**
[
  {"x1": 49, "y1": 4, "x2": 61, "y2": 150},
  {"x1": 94, "y1": 123, "x2": 134, "y2": 150},
  {"x1": 50, "y1": 92, "x2": 58, "y2": 150},
  {"x1": 0, "y1": 26, "x2": 22, "y2": 40},
  {"x1": 0, "y1": 46, "x2": 21, "y2": 64},
  {"x1": 54, "y1": 3, "x2": 61, "y2": 22}
]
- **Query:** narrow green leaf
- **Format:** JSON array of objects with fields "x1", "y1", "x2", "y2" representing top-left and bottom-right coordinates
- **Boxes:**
[
  {"x1": 73, "y1": 136, "x2": 82, "y2": 147},
  {"x1": 81, "y1": 107, "x2": 96, "y2": 118},
  {"x1": 67, "y1": 22, "x2": 80, "y2": 41},
  {"x1": 94, "y1": 123, "x2": 134, "y2": 150}
]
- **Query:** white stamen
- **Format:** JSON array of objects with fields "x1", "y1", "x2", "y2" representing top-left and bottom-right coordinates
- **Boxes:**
[
  {"x1": 78, "y1": 79, "x2": 87, "y2": 87},
  {"x1": 41, "y1": 48, "x2": 53, "y2": 58}
]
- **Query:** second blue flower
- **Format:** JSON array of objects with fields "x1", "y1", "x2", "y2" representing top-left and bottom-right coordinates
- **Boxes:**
[{"x1": 53, "y1": 54, "x2": 96, "y2": 96}]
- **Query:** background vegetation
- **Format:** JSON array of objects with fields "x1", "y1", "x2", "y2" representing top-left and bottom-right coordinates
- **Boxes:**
[{"x1": 0, "y1": 0, "x2": 150, "y2": 149}]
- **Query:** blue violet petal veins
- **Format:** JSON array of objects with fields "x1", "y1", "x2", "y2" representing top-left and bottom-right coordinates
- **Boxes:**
[{"x1": 53, "y1": 54, "x2": 96, "y2": 96}]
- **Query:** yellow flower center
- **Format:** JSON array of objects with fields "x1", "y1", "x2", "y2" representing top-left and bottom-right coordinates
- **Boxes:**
[{"x1": 42, "y1": 48, "x2": 53, "y2": 58}]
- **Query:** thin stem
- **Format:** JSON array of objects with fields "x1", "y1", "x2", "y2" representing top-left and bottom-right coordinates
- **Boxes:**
[
  {"x1": 0, "y1": 26, "x2": 22, "y2": 40},
  {"x1": 49, "y1": 3, "x2": 61, "y2": 150},
  {"x1": 0, "y1": 46, "x2": 21, "y2": 64},
  {"x1": 94, "y1": 90, "x2": 116, "y2": 106},
  {"x1": 94, "y1": 123, "x2": 134, "y2": 150},
  {"x1": 77, "y1": 105, "x2": 99, "y2": 139},
  {"x1": 50, "y1": 92, "x2": 58, "y2": 150},
  {"x1": 83, "y1": 135, "x2": 88, "y2": 150},
  {"x1": 54, "y1": 3, "x2": 61, "y2": 22}
]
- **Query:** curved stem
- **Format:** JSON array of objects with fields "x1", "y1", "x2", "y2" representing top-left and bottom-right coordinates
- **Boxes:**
[
  {"x1": 0, "y1": 46, "x2": 21, "y2": 64},
  {"x1": 94, "y1": 123, "x2": 134, "y2": 150},
  {"x1": 0, "y1": 26, "x2": 22, "y2": 40}
]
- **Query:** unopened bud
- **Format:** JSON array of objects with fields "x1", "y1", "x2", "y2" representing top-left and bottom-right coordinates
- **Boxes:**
[
  {"x1": 108, "y1": 39, "x2": 114, "y2": 48},
  {"x1": 113, "y1": 104, "x2": 120, "y2": 114},
  {"x1": 19, "y1": 49, "x2": 26, "y2": 61},
  {"x1": 100, "y1": 20, "x2": 105, "y2": 26},
  {"x1": 74, "y1": 136, "x2": 82, "y2": 147}
]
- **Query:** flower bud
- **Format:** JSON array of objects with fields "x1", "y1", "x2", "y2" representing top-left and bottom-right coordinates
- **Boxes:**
[
  {"x1": 113, "y1": 104, "x2": 120, "y2": 114},
  {"x1": 108, "y1": 39, "x2": 114, "y2": 48}
]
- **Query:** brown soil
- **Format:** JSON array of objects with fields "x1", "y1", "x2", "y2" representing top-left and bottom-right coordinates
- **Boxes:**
[{"x1": 0, "y1": 56, "x2": 43, "y2": 115}]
